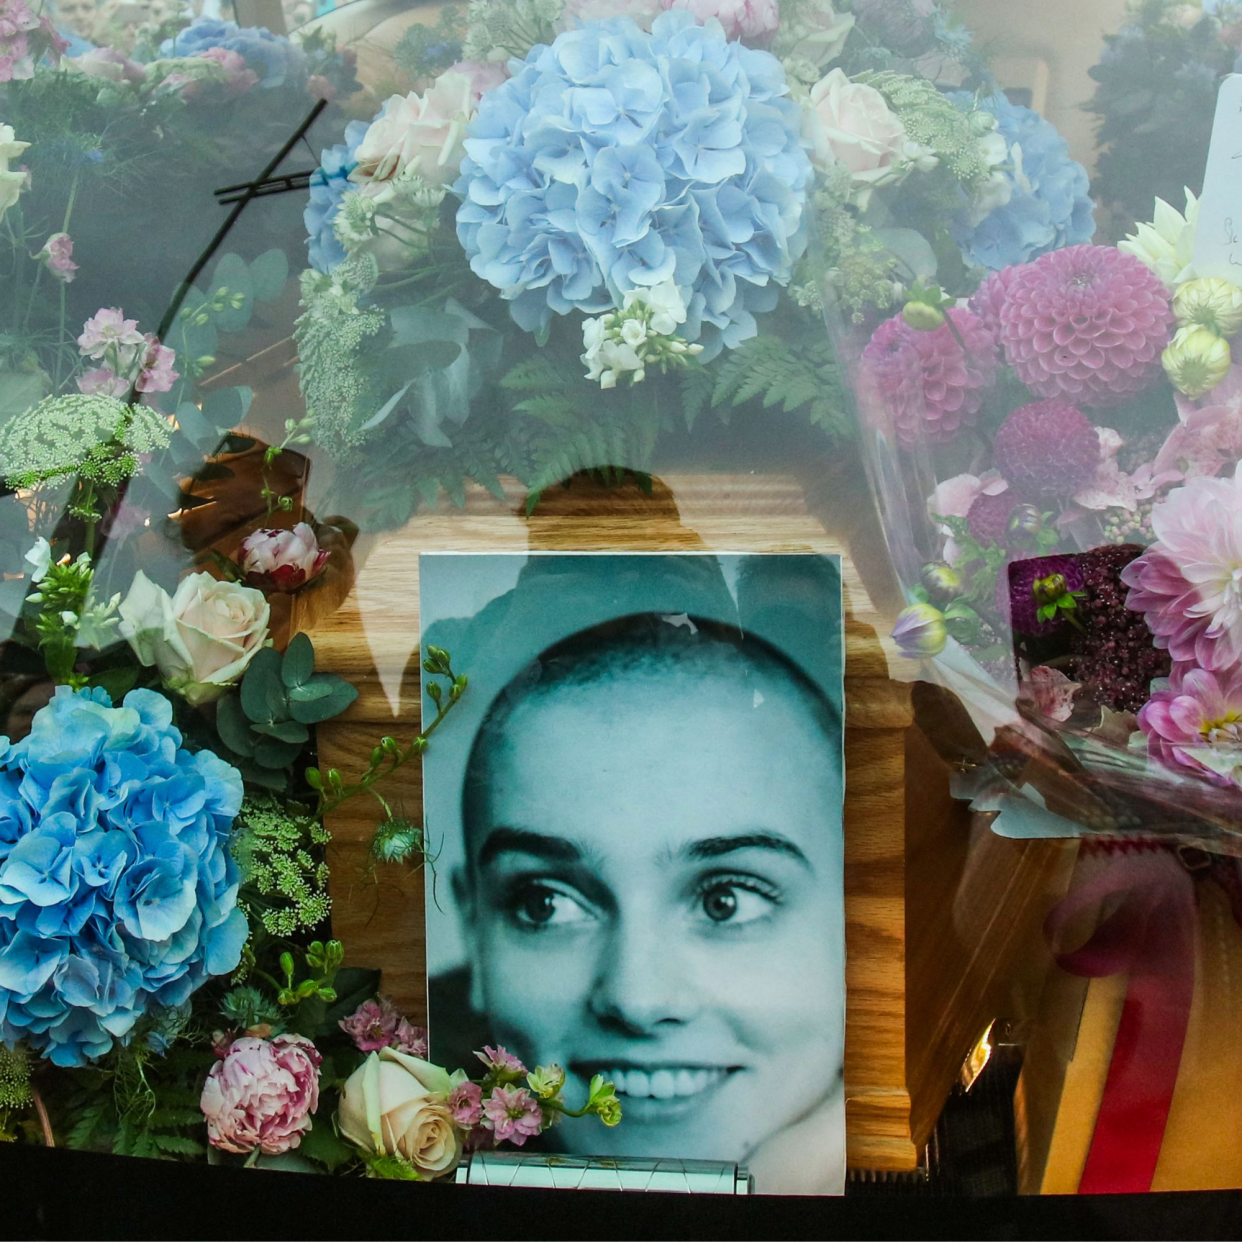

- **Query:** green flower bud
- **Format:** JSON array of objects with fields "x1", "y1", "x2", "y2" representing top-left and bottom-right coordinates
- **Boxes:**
[
  {"x1": 1032, "y1": 573, "x2": 1068, "y2": 608},
  {"x1": 1173, "y1": 277, "x2": 1242, "y2": 338},
  {"x1": 1162, "y1": 324, "x2": 1232, "y2": 398},
  {"x1": 892, "y1": 603, "x2": 948, "y2": 659},
  {"x1": 920, "y1": 561, "x2": 962, "y2": 602},
  {"x1": 527, "y1": 1063, "x2": 567, "y2": 1099},
  {"x1": 902, "y1": 300, "x2": 946, "y2": 332}
]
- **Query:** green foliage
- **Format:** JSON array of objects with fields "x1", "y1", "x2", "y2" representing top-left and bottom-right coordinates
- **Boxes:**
[
  {"x1": 0, "y1": 1044, "x2": 31, "y2": 1110},
  {"x1": 232, "y1": 794, "x2": 332, "y2": 939},
  {"x1": 216, "y1": 634, "x2": 357, "y2": 788},
  {"x1": 683, "y1": 334, "x2": 849, "y2": 437},
  {"x1": 219, "y1": 985, "x2": 285, "y2": 1034}
]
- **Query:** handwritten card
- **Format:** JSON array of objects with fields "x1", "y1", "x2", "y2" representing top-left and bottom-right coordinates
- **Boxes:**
[{"x1": 1194, "y1": 74, "x2": 1242, "y2": 280}]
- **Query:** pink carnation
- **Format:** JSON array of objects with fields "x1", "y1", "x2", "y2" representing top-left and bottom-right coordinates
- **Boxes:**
[
  {"x1": 1121, "y1": 465, "x2": 1242, "y2": 672},
  {"x1": 862, "y1": 307, "x2": 999, "y2": 450},
  {"x1": 449, "y1": 1080, "x2": 484, "y2": 1128},
  {"x1": 997, "y1": 245, "x2": 1173, "y2": 408},
  {"x1": 481, "y1": 1085, "x2": 543, "y2": 1146},
  {"x1": 662, "y1": 0, "x2": 780, "y2": 39},
  {"x1": 200, "y1": 1034, "x2": 321, "y2": 1155},
  {"x1": 1139, "y1": 663, "x2": 1242, "y2": 788}
]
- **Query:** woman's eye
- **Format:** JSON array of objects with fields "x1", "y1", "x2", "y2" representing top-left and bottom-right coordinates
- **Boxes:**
[
  {"x1": 510, "y1": 882, "x2": 595, "y2": 929},
  {"x1": 698, "y1": 881, "x2": 778, "y2": 926}
]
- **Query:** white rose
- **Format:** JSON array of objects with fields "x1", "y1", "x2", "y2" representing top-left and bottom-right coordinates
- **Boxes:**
[
  {"x1": 0, "y1": 124, "x2": 30, "y2": 220},
  {"x1": 802, "y1": 69, "x2": 910, "y2": 204},
  {"x1": 776, "y1": 4, "x2": 855, "y2": 69},
  {"x1": 118, "y1": 570, "x2": 270, "y2": 705},
  {"x1": 350, "y1": 72, "x2": 475, "y2": 204},
  {"x1": 338, "y1": 1048, "x2": 463, "y2": 1178}
]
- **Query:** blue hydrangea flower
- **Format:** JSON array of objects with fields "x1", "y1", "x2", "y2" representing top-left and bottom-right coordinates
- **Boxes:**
[
  {"x1": 304, "y1": 119, "x2": 369, "y2": 274},
  {"x1": 159, "y1": 19, "x2": 308, "y2": 91},
  {"x1": 949, "y1": 92, "x2": 1095, "y2": 271},
  {"x1": 455, "y1": 11, "x2": 812, "y2": 356},
  {"x1": 0, "y1": 687, "x2": 248, "y2": 1067}
]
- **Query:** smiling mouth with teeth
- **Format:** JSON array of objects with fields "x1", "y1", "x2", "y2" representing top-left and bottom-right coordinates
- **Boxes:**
[{"x1": 592, "y1": 1067, "x2": 735, "y2": 1100}]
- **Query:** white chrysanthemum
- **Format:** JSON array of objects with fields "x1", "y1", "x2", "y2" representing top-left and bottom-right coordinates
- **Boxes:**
[{"x1": 1119, "y1": 189, "x2": 1200, "y2": 290}]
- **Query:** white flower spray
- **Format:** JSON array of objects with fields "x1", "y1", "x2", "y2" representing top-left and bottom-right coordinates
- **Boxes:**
[{"x1": 580, "y1": 281, "x2": 703, "y2": 389}]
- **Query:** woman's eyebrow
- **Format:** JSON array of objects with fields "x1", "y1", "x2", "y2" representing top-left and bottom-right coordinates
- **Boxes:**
[
  {"x1": 477, "y1": 827, "x2": 583, "y2": 868},
  {"x1": 683, "y1": 834, "x2": 812, "y2": 868}
]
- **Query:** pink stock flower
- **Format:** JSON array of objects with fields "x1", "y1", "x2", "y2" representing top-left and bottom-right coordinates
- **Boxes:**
[
  {"x1": 0, "y1": 0, "x2": 61, "y2": 82},
  {"x1": 37, "y1": 232, "x2": 77, "y2": 283},
  {"x1": 78, "y1": 307, "x2": 144, "y2": 360},
  {"x1": 238, "y1": 523, "x2": 329, "y2": 593},
  {"x1": 444, "y1": 59, "x2": 510, "y2": 104},
  {"x1": 481, "y1": 1085, "x2": 543, "y2": 1146},
  {"x1": 1122, "y1": 465, "x2": 1242, "y2": 672},
  {"x1": 449, "y1": 1080, "x2": 484, "y2": 1128},
  {"x1": 476, "y1": 1045, "x2": 527, "y2": 1075},
  {"x1": 339, "y1": 996, "x2": 402, "y2": 1052},
  {"x1": 997, "y1": 245, "x2": 1174, "y2": 409},
  {"x1": 661, "y1": 0, "x2": 780, "y2": 39},
  {"x1": 1139, "y1": 662, "x2": 1242, "y2": 789},
  {"x1": 393, "y1": 1018, "x2": 428, "y2": 1058},
  {"x1": 200, "y1": 1034, "x2": 322, "y2": 1155},
  {"x1": 77, "y1": 368, "x2": 128, "y2": 397},
  {"x1": 1020, "y1": 664, "x2": 1080, "y2": 723}
]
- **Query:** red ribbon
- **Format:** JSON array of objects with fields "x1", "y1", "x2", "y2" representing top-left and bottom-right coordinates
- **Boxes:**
[{"x1": 1044, "y1": 845, "x2": 1197, "y2": 1194}]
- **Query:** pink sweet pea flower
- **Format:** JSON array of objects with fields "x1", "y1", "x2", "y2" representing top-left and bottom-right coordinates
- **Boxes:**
[
  {"x1": 481, "y1": 1085, "x2": 543, "y2": 1146},
  {"x1": 36, "y1": 232, "x2": 77, "y2": 283},
  {"x1": 449, "y1": 1080, "x2": 484, "y2": 1128}
]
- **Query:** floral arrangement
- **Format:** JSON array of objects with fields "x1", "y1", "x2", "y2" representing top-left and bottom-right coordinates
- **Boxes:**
[
  {"x1": 871, "y1": 167, "x2": 1242, "y2": 824},
  {"x1": 289, "y1": 0, "x2": 1101, "y2": 528},
  {"x1": 1087, "y1": 0, "x2": 1241, "y2": 234}
]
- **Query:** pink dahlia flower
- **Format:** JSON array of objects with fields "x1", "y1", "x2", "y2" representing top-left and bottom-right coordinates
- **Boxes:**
[
  {"x1": 992, "y1": 400, "x2": 1102, "y2": 501},
  {"x1": 1139, "y1": 663, "x2": 1242, "y2": 788},
  {"x1": 997, "y1": 245, "x2": 1174, "y2": 408},
  {"x1": 482, "y1": 1085, "x2": 543, "y2": 1146},
  {"x1": 1121, "y1": 465, "x2": 1242, "y2": 672},
  {"x1": 662, "y1": 0, "x2": 780, "y2": 39},
  {"x1": 239, "y1": 523, "x2": 329, "y2": 593},
  {"x1": 967, "y1": 265, "x2": 1016, "y2": 346},
  {"x1": 862, "y1": 307, "x2": 999, "y2": 449},
  {"x1": 200, "y1": 1034, "x2": 322, "y2": 1155}
]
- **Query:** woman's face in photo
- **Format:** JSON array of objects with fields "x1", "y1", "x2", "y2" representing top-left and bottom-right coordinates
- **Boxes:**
[{"x1": 458, "y1": 664, "x2": 845, "y2": 1162}]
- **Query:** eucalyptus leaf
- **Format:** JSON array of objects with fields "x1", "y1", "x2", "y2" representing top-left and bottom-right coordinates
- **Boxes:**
[
  {"x1": 252, "y1": 736, "x2": 303, "y2": 769},
  {"x1": 210, "y1": 253, "x2": 255, "y2": 333},
  {"x1": 288, "y1": 679, "x2": 358, "y2": 725},
  {"x1": 201, "y1": 387, "x2": 254, "y2": 433},
  {"x1": 251, "y1": 719, "x2": 310, "y2": 745},
  {"x1": 249, "y1": 249, "x2": 289, "y2": 303},
  {"x1": 281, "y1": 632, "x2": 314, "y2": 688},
  {"x1": 216, "y1": 695, "x2": 257, "y2": 757},
  {"x1": 87, "y1": 667, "x2": 138, "y2": 704},
  {"x1": 240, "y1": 648, "x2": 286, "y2": 724},
  {"x1": 288, "y1": 681, "x2": 332, "y2": 703}
]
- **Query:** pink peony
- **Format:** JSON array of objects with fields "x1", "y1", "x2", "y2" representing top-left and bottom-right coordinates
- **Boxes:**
[
  {"x1": 78, "y1": 307, "x2": 143, "y2": 360},
  {"x1": 1139, "y1": 662, "x2": 1242, "y2": 788},
  {"x1": 481, "y1": 1085, "x2": 543, "y2": 1146},
  {"x1": 449, "y1": 1080, "x2": 484, "y2": 1128},
  {"x1": 992, "y1": 400, "x2": 1101, "y2": 501},
  {"x1": 339, "y1": 996, "x2": 402, "y2": 1052},
  {"x1": 997, "y1": 245, "x2": 1174, "y2": 408},
  {"x1": 661, "y1": 0, "x2": 780, "y2": 40},
  {"x1": 444, "y1": 59, "x2": 510, "y2": 104},
  {"x1": 200, "y1": 1034, "x2": 322, "y2": 1155},
  {"x1": 1020, "y1": 664, "x2": 1080, "y2": 722},
  {"x1": 37, "y1": 231, "x2": 77, "y2": 283},
  {"x1": 863, "y1": 306, "x2": 999, "y2": 450},
  {"x1": 476, "y1": 1045, "x2": 526, "y2": 1075},
  {"x1": 1121, "y1": 465, "x2": 1242, "y2": 672},
  {"x1": 238, "y1": 523, "x2": 329, "y2": 593}
]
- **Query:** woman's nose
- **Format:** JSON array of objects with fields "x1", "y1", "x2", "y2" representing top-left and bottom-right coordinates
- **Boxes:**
[{"x1": 586, "y1": 918, "x2": 702, "y2": 1034}]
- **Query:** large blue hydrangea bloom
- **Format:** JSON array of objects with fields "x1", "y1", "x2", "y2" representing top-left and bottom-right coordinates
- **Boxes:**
[
  {"x1": 949, "y1": 92, "x2": 1095, "y2": 271},
  {"x1": 159, "y1": 19, "x2": 308, "y2": 90},
  {"x1": 455, "y1": 11, "x2": 812, "y2": 355},
  {"x1": 304, "y1": 119, "x2": 369, "y2": 274},
  {"x1": 0, "y1": 687, "x2": 248, "y2": 1067}
]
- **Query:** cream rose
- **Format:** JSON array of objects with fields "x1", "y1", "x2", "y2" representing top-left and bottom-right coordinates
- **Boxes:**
[
  {"x1": 118, "y1": 570, "x2": 270, "y2": 705},
  {"x1": 338, "y1": 1048, "x2": 463, "y2": 1178},
  {"x1": 802, "y1": 69, "x2": 911, "y2": 203},
  {"x1": 0, "y1": 124, "x2": 30, "y2": 220},
  {"x1": 349, "y1": 72, "x2": 475, "y2": 204}
]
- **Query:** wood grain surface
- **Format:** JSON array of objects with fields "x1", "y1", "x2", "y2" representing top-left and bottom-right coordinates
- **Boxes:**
[{"x1": 292, "y1": 472, "x2": 1070, "y2": 1172}]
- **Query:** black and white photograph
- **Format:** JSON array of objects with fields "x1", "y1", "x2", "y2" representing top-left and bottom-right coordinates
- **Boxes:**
[{"x1": 421, "y1": 553, "x2": 847, "y2": 1195}]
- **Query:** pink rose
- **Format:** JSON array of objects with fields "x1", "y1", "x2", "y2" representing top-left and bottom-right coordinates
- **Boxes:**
[
  {"x1": 239, "y1": 523, "x2": 329, "y2": 594},
  {"x1": 350, "y1": 72, "x2": 476, "y2": 203},
  {"x1": 444, "y1": 58, "x2": 509, "y2": 104},
  {"x1": 661, "y1": 0, "x2": 779, "y2": 40},
  {"x1": 200, "y1": 1034, "x2": 322, "y2": 1155},
  {"x1": 802, "y1": 68, "x2": 910, "y2": 191}
]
